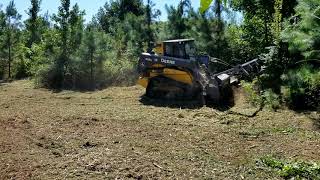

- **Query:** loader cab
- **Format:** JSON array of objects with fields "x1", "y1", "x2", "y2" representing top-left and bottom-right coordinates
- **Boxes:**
[
  {"x1": 152, "y1": 39, "x2": 209, "y2": 66},
  {"x1": 162, "y1": 39, "x2": 196, "y2": 59}
]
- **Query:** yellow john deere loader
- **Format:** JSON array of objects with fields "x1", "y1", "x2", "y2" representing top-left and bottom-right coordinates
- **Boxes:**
[{"x1": 137, "y1": 39, "x2": 263, "y2": 105}]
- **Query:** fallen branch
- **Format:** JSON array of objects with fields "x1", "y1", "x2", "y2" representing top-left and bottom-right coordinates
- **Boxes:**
[
  {"x1": 153, "y1": 162, "x2": 172, "y2": 172},
  {"x1": 228, "y1": 104, "x2": 264, "y2": 118}
]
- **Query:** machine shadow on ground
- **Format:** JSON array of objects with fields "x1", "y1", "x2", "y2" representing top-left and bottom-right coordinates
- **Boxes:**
[{"x1": 139, "y1": 94, "x2": 235, "y2": 111}]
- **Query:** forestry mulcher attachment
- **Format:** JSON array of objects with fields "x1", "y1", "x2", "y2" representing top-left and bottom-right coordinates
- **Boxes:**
[{"x1": 137, "y1": 39, "x2": 263, "y2": 104}]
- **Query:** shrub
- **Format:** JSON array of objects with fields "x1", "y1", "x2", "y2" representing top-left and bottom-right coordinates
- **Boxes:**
[
  {"x1": 12, "y1": 58, "x2": 29, "y2": 79},
  {"x1": 11, "y1": 44, "x2": 31, "y2": 79},
  {"x1": 281, "y1": 65, "x2": 320, "y2": 110},
  {"x1": 34, "y1": 56, "x2": 138, "y2": 90},
  {"x1": 34, "y1": 63, "x2": 64, "y2": 89},
  {"x1": 242, "y1": 79, "x2": 263, "y2": 107},
  {"x1": 262, "y1": 89, "x2": 281, "y2": 110},
  {"x1": 242, "y1": 79, "x2": 282, "y2": 110},
  {"x1": 103, "y1": 56, "x2": 138, "y2": 87}
]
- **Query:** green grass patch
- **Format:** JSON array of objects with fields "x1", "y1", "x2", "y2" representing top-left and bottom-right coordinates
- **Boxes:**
[
  {"x1": 239, "y1": 127, "x2": 296, "y2": 139},
  {"x1": 259, "y1": 156, "x2": 320, "y2": 179}
]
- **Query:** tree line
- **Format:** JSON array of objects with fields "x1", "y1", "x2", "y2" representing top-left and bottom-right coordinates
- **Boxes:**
[{"x1": 0, "y1": 0, "x2": 319, "y2": 109}]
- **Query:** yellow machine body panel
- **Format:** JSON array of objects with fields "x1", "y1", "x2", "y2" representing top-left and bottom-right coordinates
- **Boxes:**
[
  {"x1": 154, "y1": 43, "x2": 164, "y2": 55},
  {"x1": 137, "y1": 68, "x2": 193, "y2": 88},
  {"x1": 152, "y1": 64, "x2": 165, "y2": 68},
  {"x1": 161, "y1": 68, "x2": 193, "y2": 85},
  {"x1": 137, "y1": 77, "x2": 149, "y2": 88}
]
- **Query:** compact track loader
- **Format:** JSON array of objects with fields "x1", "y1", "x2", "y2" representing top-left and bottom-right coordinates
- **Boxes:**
[{"x1": 137, "y1": 39, "x2": 263, "y2": 104}]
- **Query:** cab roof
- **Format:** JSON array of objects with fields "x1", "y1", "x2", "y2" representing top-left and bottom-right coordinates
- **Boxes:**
[{"x1": 162, "y1": 39, "x2": 194, "y2": 43}]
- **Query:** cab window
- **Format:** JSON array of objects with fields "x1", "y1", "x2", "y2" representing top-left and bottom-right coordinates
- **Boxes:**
[
  {"x1": 164, "y1": 42, "x2": 186, "y2": 59},
  {"x1": 185, "y1": 42, "x2": 195, "y2": 57}
]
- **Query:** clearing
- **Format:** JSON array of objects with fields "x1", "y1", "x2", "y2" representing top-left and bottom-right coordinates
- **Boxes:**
[{"x1": 0, "y1": 80, "x2": 319, "y2": 179}]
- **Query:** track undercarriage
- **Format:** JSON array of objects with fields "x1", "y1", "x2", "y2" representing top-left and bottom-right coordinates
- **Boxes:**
[{"x1": 146, "y1": 76, "x2": 200, "y2": 100}]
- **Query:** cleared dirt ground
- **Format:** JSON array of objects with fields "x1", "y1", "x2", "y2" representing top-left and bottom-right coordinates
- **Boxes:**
[{"x1": 0, "y1": 80, "x2": 319, "y2": 179}]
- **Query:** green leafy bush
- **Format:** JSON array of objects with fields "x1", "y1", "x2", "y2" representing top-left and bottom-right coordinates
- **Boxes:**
[
  {"x1": 263, "y1": 89, "x2": 281, "y2": 110},
  {"x1": 241, "y1": 79, "x2": 263, "y2": 106},
  {"x1": 242, "y1": 79, "x2": 282, "y2": 110},
  {"x1": 12, "y1": 43, "x2": 31, "y2": 79},
  {"x1": 103, "y1": 57, "x2": 138, "y2": 87},
  {"x1": 34, "y1": 63, "x2": 61, "y2": 89}
]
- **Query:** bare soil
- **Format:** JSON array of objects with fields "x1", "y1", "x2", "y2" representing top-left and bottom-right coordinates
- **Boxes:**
[{"x1": 0, "y1": 80, "x2": 319, "y2": 179}]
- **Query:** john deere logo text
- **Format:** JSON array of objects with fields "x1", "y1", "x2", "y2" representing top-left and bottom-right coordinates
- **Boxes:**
[{"x1": 161, "y1": 59, "x2": 175, "y2": 65}]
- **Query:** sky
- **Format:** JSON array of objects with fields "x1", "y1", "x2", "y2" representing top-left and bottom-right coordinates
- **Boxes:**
[{"x1": 0, "y1": 0, "x2": 201, "y2": 22}]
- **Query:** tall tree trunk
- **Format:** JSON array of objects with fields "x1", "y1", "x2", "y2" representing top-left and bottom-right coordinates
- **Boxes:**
[
  {"x1": 90, "y1": 51, "x2": 94, "y2": 90},
  {"x1": 273, "y1": 0, "x2": 283, "y2": 45},
  {"x1": 1, "y1": 59, "x2": 4, "y2": 79},
  {"x1": 215, "y1": 0, "x2": 222, "y2": 23},
  {"x1": 214, "y1": 0, "x2": 223, "y2": 59},
  {"x1": 8, "y1": 41, "x2": 11, "y2": 79},
  {"x1": 147, "y1": 0, "x2": 152, "y2": 52},
  {"x1": 8, "y1": 17, "x2": 12, "y2": 79},
  {"x1": 264, "y1": 11, "x2": 269, "y2": 45}
]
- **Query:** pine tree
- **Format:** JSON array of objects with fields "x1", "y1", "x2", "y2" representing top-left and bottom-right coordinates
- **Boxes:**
[
  {"x1": 146, "y1": 0, "x2": 152, "y2": 51},
  {"x1": 188, "y1": 3, "x2": 230, "y2": 67},
  {"x1": 51, "y1": 0, "x2": 84, "y2": 87},
  {"x1": 282, "y1": 0, "x2": 320, "y2": 62},
  {"x1": 75, "y1": 28, "x2": 110, "y2": 89},
  {"x1": 25, "y1": 0, "x2": 42, "y2": 48},
  {"x1": 69, "y1": 4, "x2": 85, "y2": 53},
  {"x1": 80, "y1": 28, "x2": 96, "y2": 89},
  {"x1": 4, "y1": 0, "x2": 21, "y2": 78},
  {"x1": 213, "y1": 0, "x2": 227, "y2": 61},
  {"x1": 166, "y1": 0, "x2": 191, "y2": 39},
  {"x1": 145, "y1": 0, "x2": 160, "y2": 51},
  {"x1": 0, "y1": 7, "x2": 6, "y2": 79},
  {"x1": 53, "y1": 0, "x2": 70, "y2": 74},
  {"x1": 95, "y1": 0, "x2": 145, "y2": 33}
]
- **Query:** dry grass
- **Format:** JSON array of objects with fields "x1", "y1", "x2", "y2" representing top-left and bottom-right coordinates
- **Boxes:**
[{"x1": 0, "y1": 80, "x2": 319, "y2": 179}]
